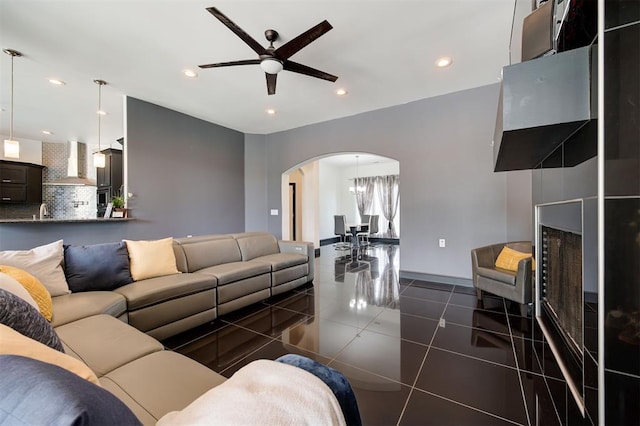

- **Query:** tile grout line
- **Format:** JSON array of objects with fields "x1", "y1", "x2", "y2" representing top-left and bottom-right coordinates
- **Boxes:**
[
  {"x1": 395, "y1": 287, "x2": 454, "y2": 425},
  {"x1": 410, "y1": 387, "x2": 526, "y2": 426},
  {"x1": 504, "y1": 300, "x2": 532, "y2": 426}
]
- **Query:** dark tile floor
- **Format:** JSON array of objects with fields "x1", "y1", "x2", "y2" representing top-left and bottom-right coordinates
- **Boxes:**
[{"x1": 162, "y1": 244, "x2": 561, "y2": 426}]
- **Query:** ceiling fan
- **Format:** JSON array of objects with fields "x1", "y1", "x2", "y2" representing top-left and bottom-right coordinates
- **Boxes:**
[{"x1": 199, "y1": 7, "x2": 338, "y2": 95}]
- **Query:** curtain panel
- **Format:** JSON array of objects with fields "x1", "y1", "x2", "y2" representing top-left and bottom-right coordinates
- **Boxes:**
[
  {"x1": 354, "y1": 176, "x2": 376, "y2": 220},
  {"x1": 376, "y1": 175, "x2": 400, "y2": 237}
]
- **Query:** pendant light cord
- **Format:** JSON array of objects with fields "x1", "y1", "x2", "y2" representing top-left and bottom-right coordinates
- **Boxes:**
[
  {"x1": 94, "y1": 79, "x2": 107, "y2": 153},
  {"x1": 9, "y1": 52, "x2": 14, "y2": 140},
  {"x1": 97, "y1": 82, "x2": 102, "y2": 152},
  {"x1": 3, "y1": 49, "x2": 22, "y2": 146}
]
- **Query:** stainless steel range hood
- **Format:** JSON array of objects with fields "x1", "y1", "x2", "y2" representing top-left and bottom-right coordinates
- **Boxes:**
[
  {"x1": 44, "y1": 140, "x2": 96, "y2": 186},
  {"x1": 493, "y1": 45, "x2": 597, "y2": 172}
]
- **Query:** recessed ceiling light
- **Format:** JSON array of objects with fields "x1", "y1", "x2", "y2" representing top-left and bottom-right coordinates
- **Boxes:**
[
  {"x1": 183, "y1": 69, "x2": 198, "y2": 78},
  {"x1": 96, "y1": 110, "x2": 108, "y2": 116},
  {"x1": 435, "y1": 56, "x2": 453, "y2": 68},
  {"x1": 41, "y1": 130, "x2": 53, "y2": 135},
  {"x1": 48, "y1": 78, "x2": 66, "y2": 86},
  {"x1": 336, "y1": 88, "x2": 348, "y2": 96},
  {"x1": 266, "y1": 108, "x2": 276, "y2": 115}
]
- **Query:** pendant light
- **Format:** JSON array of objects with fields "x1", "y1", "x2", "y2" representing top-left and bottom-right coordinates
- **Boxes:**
[
  {"x1": 93, "y1": 79, "x2": 107, "y2": 168},
  {"x1": 3, "y1": 49, "x2": 22, "y2": 159}
]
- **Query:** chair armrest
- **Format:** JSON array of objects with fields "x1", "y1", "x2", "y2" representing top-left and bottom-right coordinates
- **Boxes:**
[{"x1": 514, "y1": 257, "x2": 533, "y2": 302}]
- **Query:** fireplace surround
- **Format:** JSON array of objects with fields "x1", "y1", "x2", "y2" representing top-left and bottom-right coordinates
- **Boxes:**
[{"x1": 535, "y1": 200, "x2": 586, "y2": 413}]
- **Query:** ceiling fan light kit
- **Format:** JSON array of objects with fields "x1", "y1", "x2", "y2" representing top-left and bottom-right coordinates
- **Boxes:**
[
  {"x1": 260, "y1": 57, "x2": 283, "y2": 75},
  {"x1": 199, "y1": 7, "x2": 337, "y2": 95}
]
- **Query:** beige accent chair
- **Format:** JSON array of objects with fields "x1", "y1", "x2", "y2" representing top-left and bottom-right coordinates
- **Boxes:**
[{"x1": 470, "y1": 241, "x2": 533, "y2": 317}]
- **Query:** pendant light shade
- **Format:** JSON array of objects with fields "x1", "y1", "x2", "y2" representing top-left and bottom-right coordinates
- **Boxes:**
[
  {"x1": 3, "y1": 49, "x2": 22, "y2": 159},
  {"x1": 93, "y1": 79, "x2": 107, "y2": 168},
  {"x1": 4, "y1": 139, "x2": 19, "y2": 158},
  {"x1": 93, "y1": 151, "x2": 106, "y2": 168}
]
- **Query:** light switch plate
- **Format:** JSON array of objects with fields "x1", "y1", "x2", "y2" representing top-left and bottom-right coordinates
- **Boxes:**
[{"x1": 439, "y1": 239, "x2": 446, "y2": 248}]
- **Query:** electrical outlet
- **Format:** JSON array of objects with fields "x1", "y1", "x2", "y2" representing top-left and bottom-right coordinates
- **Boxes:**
[
  {"x1": 439, "y1": 239, "x2": 446, "y2": 248},
  {"x1": 270, "y1": 209, "x2": 278, "y2": 216}
]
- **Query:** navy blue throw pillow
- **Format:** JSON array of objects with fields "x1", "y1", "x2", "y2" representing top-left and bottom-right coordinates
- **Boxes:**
[
  {"x1": 64, "y1": 242, "x2": 133, "y2": 292},
  {"x1": 0, "y1": 355, "x2": 142, "y2": 425},
  {"x1": 0, "y1": 289, "x2": 64, "y2": 352}
]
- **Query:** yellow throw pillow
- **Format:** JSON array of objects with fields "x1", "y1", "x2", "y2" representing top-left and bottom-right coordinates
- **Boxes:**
[
  {"x1": 124, "y1": 237, "x2": 181, "y2": 281},
  {"x1": 0, "y1": 265, "x2": 53, "y2": 321},
  {"x1": 0, "y1": 323, "x2": 100, "y2": 385},
  {"x1": 495, "y1": 246, "x2": 533, "y2": 272}
]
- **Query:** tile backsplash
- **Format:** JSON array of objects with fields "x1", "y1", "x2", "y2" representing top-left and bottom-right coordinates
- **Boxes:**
[{"x1": 42, "y1": 142, "x2": 97, "y2": 219}]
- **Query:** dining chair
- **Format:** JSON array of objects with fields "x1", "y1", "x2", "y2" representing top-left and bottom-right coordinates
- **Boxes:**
[
  {"x1": 369, "y1": 215, "x2": 379, "y2": 237},
  {"x1": 356, "y1": 215, "x2": 372, "y2": 246},
  {"x1": 334, "y1": 215, "x2": 352, "y2": 249}
]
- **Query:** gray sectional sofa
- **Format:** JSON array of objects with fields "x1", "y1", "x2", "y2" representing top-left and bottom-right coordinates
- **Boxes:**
[
  {"x1": 2, "y1": 231, "x2": 318, "y2": 424},
  {"x1": 52, "y1": 232, "x2": 314, "y2": 340}
]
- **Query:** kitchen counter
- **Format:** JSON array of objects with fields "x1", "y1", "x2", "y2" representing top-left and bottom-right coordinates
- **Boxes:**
[{"x1": 0, "y1": 218, "x2": 134, "y2": 224}]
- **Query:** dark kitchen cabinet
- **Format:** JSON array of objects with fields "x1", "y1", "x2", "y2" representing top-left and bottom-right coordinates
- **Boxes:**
[
  {"x1": 0, "y1": 160, "x2": 44, "y2": 203},
  {"x1": 96, "y1": 148, "x2": 123, "y2": 216}
]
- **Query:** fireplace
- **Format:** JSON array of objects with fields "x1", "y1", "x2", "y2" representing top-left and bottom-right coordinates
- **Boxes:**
[
  {"x1": 542, "y1": 226, "x2": 583, "y2": 353},
  {"x1": 536, "y1": 201, "x2": 585, "y2": 413}
]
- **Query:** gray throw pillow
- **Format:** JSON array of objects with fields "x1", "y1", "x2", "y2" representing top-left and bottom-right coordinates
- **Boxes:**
[
  {"x1": 64, "y1": 242, "x2": 134, "y2": 292},
  {"x1": 0, "y1": 289, "x2": 64, "y2": 352},
  {"x1": 0, "y1": 355, "x2": 142, "y2": 425}
]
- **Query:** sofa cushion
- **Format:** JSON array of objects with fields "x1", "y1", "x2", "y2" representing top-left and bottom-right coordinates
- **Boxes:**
[
  {"x1": 0, "y1": 324, "x2": 99, "y2": 385},
  {"x1": 124, "y1": 238, "x2": 181, "y2": 281},
  {"x1": 198, "y1": 261, "x2": 271, "y2": 285},
  {"x1": 51, "y1": 291, "x2": 127, "y2": 328},
  {"x1": 114, "y1": 273, "x2": 216, "y2": 311},
  {"x1": 55, "y1": 314, "x2": 163, "y2": 377},
  {"x1": 0, "y1": 240, "x2": 70, "y2": 296},
  {"x1": 179, "y1": 238, "x2": 243, "y2": 272},
  {"x1": 102, "y1": 351, "x2": 226, "y2": 422},
  {"x1": 0, "y1": 289, "x2": 63, "y2": 352},
  {"x1": 253, "y1": 252, "x2": 308, "y2": 271},
  {"x1": 235, "y1": 233, "x2": 280, "y2": 261},
  {"x1": 156, "y1": 360, "x2": 345, "y2": 426},
  {"x1": 0, "y1": 355, "x2": 141, "y2": 426},
  {"x1": 64, "y1": 242, "x2": 133, "y2": 292},
  {"x1": 0, "y1": 271, "x2": 38, "y2": 310},
  {"x1": 0, "y1": 265, "x2": 53, "y2": 321}
]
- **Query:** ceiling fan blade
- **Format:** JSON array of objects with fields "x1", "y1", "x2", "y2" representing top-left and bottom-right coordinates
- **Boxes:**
[
  {"x1": 266, "y1": 73, "x2": 277, "y2": 95},
  {"x1": 206, "y1": 7, "x2": 267, "y2": 55},
  {"x1": 274, "y1": 20, "x2": 333, "y2": 60},
  {"x1": 284, "y1": 61, "x2": 338, "y2": 82},
  {"x1": 199, "y1": 59, "x2": 260, "y2": 69}
]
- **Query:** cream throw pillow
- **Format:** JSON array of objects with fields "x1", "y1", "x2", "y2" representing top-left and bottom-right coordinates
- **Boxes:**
[
  {"x1": 0, "y1": 272, "x2": 38, "y2": 310},
  {"x1": 0, "y1": 240, "x2": 70, "y2": 296},
  {"x1": 124, "y1": 237, "x2": 181, "y2": 281},
  {"x1": 0, "y1": 323, "x2": 100, "y2": 385}
]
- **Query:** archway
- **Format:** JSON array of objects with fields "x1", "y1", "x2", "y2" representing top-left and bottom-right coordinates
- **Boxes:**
[{"x1": 281, "y1": 152, "x2": 399, "y2": 249}]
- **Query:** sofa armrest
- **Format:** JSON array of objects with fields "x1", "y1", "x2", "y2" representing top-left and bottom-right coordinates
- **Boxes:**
[{"x1": 278, "y1": 240, "x2": 314, "y2": 282}]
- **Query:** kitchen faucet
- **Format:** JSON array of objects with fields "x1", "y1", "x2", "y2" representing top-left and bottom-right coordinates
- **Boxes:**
[{"x1": 39, "y1": 203, "x2": 48, "y2": 220}]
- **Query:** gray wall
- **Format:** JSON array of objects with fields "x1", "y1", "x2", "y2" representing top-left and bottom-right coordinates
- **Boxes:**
[
  {"x1": 244, "y1": 133, "x2": 268, "y2": 231},
  {"x1": 249, "y1": 83, "x2": 532, "y2": 281},
  {"x1": 0, "y1": 97, "x2": 245, "y2": 250},
  {"x1": 125, "y1": 97, "x2": 245, "y2": 239}
]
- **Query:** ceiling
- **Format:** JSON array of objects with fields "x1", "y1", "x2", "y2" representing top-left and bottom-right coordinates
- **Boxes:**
[{"x1": 0, "y1": 0, "x2": 516, "y2": 148}]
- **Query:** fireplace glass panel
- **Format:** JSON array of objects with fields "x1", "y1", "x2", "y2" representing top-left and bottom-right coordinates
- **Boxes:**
[{"x1": 542, "y1": 226, "x2": 584, "y2": 354}]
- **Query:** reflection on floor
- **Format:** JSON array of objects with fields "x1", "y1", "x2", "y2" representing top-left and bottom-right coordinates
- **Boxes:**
[{"x1": 163, "y1": 244, "x2": 560, "y2": 426}]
